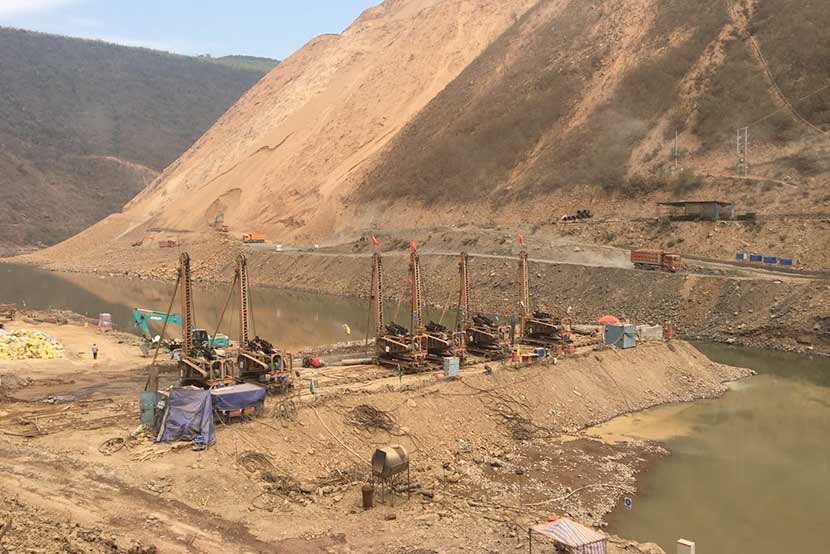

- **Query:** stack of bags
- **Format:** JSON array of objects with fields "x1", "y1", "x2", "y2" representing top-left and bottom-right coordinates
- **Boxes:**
[{"x1": 0, "y1": 330, "x2": 65, "y2": 360}]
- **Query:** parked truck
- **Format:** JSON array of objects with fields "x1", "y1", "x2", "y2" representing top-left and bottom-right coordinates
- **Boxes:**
[
  {"x1": 242, "y1": 233, "x2": 266, "y2": 244},
  {"x1": 631, "y1": 249, "x2": 681, "y2": 272}
]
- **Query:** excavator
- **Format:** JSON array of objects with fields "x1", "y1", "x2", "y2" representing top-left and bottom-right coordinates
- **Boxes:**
[
  {"x1": 518, "y1": 247, "x2": 571, "y2": 347},
  {"x1": 457, "y1": 252, "x2": 511, "y2": 359},
  {"x1": 173, "y1": 253, "x2": 236, "y2": 388},
  {"x1": 133, "y1": 308, "x2": 229, "y2": 356},
  {"x1": 225, "y1": 254, "x2": 292, "y2": 392},
  {"x1": 371, "y1": 242, "x2": 428, "y2": 370}
]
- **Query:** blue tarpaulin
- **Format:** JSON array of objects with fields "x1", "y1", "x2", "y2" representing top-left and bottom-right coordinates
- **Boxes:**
[
  {"x1": 159, "y1": 388, "x2": 215, "y2": 446},
  {"x1": 210, "y1": 383, "x2": 267, "y2": 411}
]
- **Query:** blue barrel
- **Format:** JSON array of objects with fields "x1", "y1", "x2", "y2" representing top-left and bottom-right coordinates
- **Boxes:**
[
  {"x1": 749, "y1": 254, "x2": 763, "y2": 263},
  {"x1": 779, "y1": 258, "x2": 793, "y2": 266},
  {"x1": 140, "y1": 391, "x2": 160, "y2": 426},
  {"x1": 443, "y1": 357, "x2": 460, "y2": 378},
  {"x1": 535, "y1": 348, "x2": 547, "y2": 358},
  {"x1": 763, "y1": 256, "x2": 778, "y2": 264}
]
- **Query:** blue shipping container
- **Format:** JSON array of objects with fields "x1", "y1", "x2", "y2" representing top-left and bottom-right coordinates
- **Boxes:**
[
  {"x1": 780, "y1": 258, "x2": 793, "y2": 266},
  {"x1": 749, "y1": 254, "x2": 763, "y2": 262},
  {"x1": 763, "y1": 256, "x2": 778, "y2": 264},
  {"x1": 736, "y1": 252, "x2": 747, "y2": 261}
]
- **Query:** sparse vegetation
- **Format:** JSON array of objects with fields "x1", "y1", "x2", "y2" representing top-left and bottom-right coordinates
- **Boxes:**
[
  {"x1": 200, "y1": 54, "x2": 280, "y2": 73},
  {"x1": 0, "y1": 27, "x2": 268, "y2": 249}
]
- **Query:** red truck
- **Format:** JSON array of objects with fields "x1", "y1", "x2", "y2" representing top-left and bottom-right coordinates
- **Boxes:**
[{"x1": 631, "y1": 249, "x2": 681, "y2": 272}]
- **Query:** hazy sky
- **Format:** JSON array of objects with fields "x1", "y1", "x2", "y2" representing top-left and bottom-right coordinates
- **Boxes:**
[{"x1": 0, "y1": 0, "x2": 380, "y2": 59}]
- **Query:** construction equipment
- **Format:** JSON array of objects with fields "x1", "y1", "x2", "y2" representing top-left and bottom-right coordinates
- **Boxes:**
[
  {"x1": 560, "y1": 209, "x2": 594, "y2": 222},
  {"x1": 370, "y1": 245, "x2": 428, "y2": 370},
  {"x1": 173, "y1": 253, "x2": 236, "y2": 388},
  {"x1": 631, "y1": 248, "x2": 681, "y2": 272},
  {"x1": 225, "y1": 254, "x2": 293, "y2": 392},
  {"x1": 457, "y1": 253, "x2": 511, "y2": 359},
  {"x1": 242, "y1": 233, "x2": 266, "y2": 244},
  {"x1": 133, "y1": 307, "x2": 229, "y2": 356},
  {"x1": 518, "y1": 249, "x2": 570, "y2": 347},
  {"x1": 417, "y1": 246, "x2": 465, "y2": 360}
]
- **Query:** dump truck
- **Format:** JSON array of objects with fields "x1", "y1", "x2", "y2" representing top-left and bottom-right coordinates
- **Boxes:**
[
  {"x1": 242, "y1": 233, "x2": 266, "y2": 244},
  {"x1": 631, "y1": 249, "x2": 681, "y2": 272}
]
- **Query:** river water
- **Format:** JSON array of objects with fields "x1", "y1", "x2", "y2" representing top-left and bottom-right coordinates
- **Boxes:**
[
  {"x1": 0, "y1": 263, "x2": 453, "y2": 351},
  {"x1": 596, "y1": 342, "x2": 830, "y2": 554}
]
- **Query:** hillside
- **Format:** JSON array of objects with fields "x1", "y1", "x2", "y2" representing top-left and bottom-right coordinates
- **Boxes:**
[
  {"x1": 0, "y1": 27, "x2": 269, "y2": 254},
  {"x1": 203, "y1": 54, "x2": 280, "y2": 73},
  {"x1": 27, "y1": 0, "x2": 830, "y2": 269}
]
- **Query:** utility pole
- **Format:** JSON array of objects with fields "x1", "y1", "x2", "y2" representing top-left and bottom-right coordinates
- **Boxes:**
[
  {"x1": 674, "y1": 130, "x2": 679, "y2": 172},
  {"x1": 737, "y1": 127, "x2": 749, "y2": 176}
]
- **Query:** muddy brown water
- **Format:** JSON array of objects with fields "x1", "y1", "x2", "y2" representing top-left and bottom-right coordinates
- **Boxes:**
[
  {"x1": 0, "y1": 263, "x2": 462, "y2": 351},
  {"x1": 596, "y1": 342, "x2": 830, "y2": 554}
]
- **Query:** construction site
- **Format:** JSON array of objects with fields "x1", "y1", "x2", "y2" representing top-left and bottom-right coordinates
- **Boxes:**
[
  {"x1": 2, "y1": 0, "x2": 830, "y2": 552},
  {"x1": 0, "y1": 237, "x2": 755, "y2": 554}
]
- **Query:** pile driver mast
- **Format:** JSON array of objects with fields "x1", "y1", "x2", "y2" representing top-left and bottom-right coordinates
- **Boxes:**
[
  {"x1": 232, "y1": 254, "x2": 292, "y2": 390},
  {"x1": 176, "y1": 252, "x2": 235, "y2": 388},
  {"x1": 459, "y1": 252, "x2": 511, "y2": 359},
  {"x1": 371, "y1": 242, "x2": 428, "y2": 369},
  {"x1": 409, "y1": 247, "x2": 424, "y2": 336},
  {"x1": 518, "y1": 250, "x2": 531, "y2": 337},
  {"x1": 371, "y1": 251, "x2": 385, "y2": 338},
  {"x1": 457, "y1": 252, "x2": 471, "y2": 330},
  {"x1": 517, "y1": 244, "x2": 570, "y2": 347},
  {"x1": 415, "y1": 244, "x2": 465, "y2": 360}
]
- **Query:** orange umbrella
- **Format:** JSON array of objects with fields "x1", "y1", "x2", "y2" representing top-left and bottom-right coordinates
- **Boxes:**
[{"x1": 597, "y1": 315, "x2": 620, "y2": 325}]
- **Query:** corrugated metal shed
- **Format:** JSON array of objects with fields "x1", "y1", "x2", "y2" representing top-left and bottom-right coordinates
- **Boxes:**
[{"x1": 529, "y1": 518, "x2": 608, "y2": 554}]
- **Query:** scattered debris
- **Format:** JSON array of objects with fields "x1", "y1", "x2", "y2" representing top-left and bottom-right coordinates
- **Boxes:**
[{"x1": 349, "y1": 404, "x2": 397, "y2": 432}]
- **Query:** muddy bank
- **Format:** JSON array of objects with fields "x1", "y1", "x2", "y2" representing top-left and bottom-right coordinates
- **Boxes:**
[
  {"x1": 11, "y1": 230, "x2": 830, "y2": 357},
  {"x1": 0, "y1": 341, "x2": 749, "y2": 553}
]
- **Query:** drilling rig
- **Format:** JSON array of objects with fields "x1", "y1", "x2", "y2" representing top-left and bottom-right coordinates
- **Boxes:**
[
  {"x1": 231, "y1": 254, "x2": 293, "y2": 392},
  {"x1": 458, "y1": 252, "x2": 511, "y2": 359},
  {"x1": 176, "y1": 253, "x2": 236, "y2": 388},
  {"x1": 371, "y1": 244, "x2": 428, "y2": 370},
  {"x1": 518, "y1": 249, "x2": 569, "y2": 347},
  {"x1": 417, "y1": 246, "x2": 466, "y2": 360}
]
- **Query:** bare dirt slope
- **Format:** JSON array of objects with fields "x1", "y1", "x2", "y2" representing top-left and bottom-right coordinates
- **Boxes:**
[
  {"x1": 26, "y1": 0, "x2": 830, "y2": 269},
  {"x1": 0, "y1": 338, "x2": 748, "y2": 553},
  {"x1": 119, "y1": 0, "x2": 538, "y2": 241}
]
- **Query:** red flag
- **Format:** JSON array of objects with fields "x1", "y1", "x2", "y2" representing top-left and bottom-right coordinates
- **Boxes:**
[
  {"x1": 518, "y1": 234, "x2": 524, "y2": 246},
  {"x1": 410, "y1": 240, "x2": 418, "y2": 253},
  {"x1": 371, "y1": 235, "x2": 379, "y2": 249}
]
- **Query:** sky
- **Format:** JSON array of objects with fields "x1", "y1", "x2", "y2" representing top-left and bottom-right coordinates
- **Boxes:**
[{"x1": 0, "y1": 0, "x2": 380, "y2": 59}]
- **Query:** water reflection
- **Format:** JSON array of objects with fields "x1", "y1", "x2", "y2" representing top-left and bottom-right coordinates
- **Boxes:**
[{"x1": 0, "y1": 264, "x2": 455, "y2": 351}]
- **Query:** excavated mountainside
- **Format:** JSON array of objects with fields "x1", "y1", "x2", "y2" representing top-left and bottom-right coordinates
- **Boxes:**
[{"x1": 30, "y1": 0, "x2": 830, "y2": 266}]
